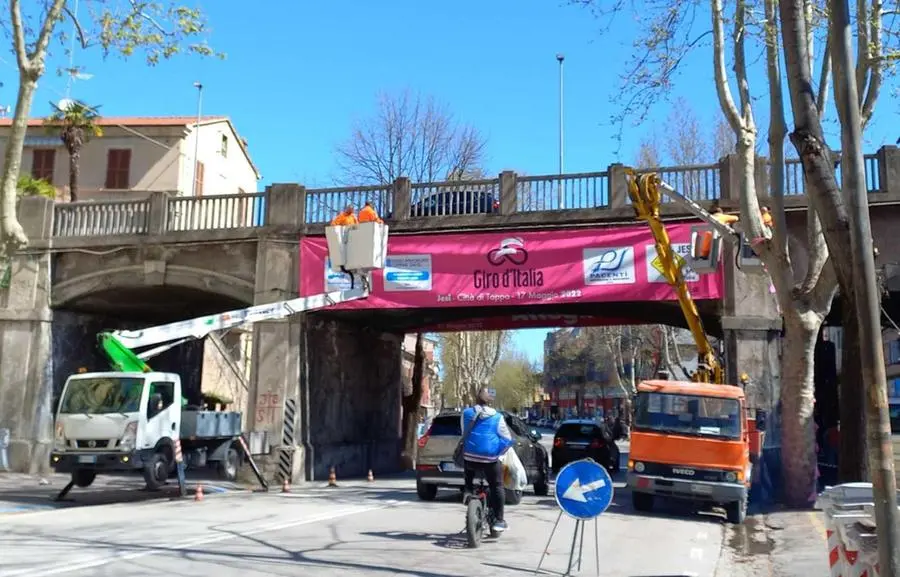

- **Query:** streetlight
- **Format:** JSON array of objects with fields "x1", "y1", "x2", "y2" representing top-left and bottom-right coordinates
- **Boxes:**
[
  {"x1": 556, "y1": 54, "x2": 565, "y2": 209},
  {"x1": 192, "y1": 81, "x2": 203, "y2": 197}
]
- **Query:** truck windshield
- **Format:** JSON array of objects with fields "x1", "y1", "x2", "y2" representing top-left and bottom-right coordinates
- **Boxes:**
[
  {"x1": 59, "y1": 377, "x2": 144, "y2": 415},
  {"x1": 634, "y1": 392, "x2": 742, "y2": 439}
]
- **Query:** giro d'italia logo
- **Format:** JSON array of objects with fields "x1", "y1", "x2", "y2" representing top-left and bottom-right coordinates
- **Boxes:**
[{"x1": 487, "y1": 237, "x2": 528, "y2": 266}]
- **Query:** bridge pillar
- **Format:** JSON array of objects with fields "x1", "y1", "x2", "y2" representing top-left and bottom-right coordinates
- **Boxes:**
[
  {"x1": 0, "y1": 196, "x2": 54, "y2": 473},
  {"x1": 245, "y1": 183, "x2": 306, "y2": 484},
  {"x1": 721, "y1": 241, "x2": 782, "y2": 419},
  {"x1": 304, "y1": 319, "x2": 403, "y2": 481}
]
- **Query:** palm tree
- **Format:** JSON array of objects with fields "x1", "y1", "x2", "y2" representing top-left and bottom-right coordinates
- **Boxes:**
[{"x1": 44, "y1": 101, "x2": 103, "y2": 202}]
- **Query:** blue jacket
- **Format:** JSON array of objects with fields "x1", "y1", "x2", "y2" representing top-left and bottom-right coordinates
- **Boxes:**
[{"x1": 460, "y1": 405, "x2": 514, "y2": 463}]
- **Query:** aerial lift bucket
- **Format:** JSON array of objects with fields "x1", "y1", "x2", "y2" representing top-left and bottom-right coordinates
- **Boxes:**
[
  {"x1": 325, "y1": 222, "x2": 389, "y2": 273},
  {"x1": 325, "y1": 226, "x2": 351, "y2": 272},
  {"x1": 689, "y1": 225, "x2": 723, "y2": 274},
  {"x1": 737, "y1": 233, "x2": 766, "y2": 273}
]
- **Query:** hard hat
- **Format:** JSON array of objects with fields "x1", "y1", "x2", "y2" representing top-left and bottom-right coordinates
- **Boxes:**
[{"x1": 740, "y1": 373, "x2": 750, "y2": 382}]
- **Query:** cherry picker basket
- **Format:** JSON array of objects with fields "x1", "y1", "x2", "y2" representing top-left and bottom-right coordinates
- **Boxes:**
[{"x1": 325, "y1": 221, "x2": 389, "y2": 290}]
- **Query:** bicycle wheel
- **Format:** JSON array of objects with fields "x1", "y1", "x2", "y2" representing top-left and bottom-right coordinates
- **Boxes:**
[{"x1": 466, "y1": 498, "x2": 484, "y2": 548}]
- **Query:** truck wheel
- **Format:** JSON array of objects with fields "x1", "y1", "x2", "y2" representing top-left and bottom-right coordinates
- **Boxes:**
[
  {"x1": 72, "y1": 469, "x2": 96, "y2": 488},
  {"x1": 725, "y1": 497, "x2": 747, "y2": 524},
  {"x1": 143, "y1": 452, "x2": 169, "y2": 491},
  {"x1": 216, "y1": 447, "x2": 240, "y2": 481},
  {"x1": 632, "y1": 492, "x2": 654, "y2": 512}
]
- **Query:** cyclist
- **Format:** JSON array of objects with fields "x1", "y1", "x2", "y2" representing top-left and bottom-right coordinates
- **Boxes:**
[{"x1": 460, "y1": 387, "x2": 514, "y2": 532}]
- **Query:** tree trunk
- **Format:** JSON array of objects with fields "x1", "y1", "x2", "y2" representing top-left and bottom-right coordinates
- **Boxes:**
[
  {"x1": 400, "y1": 333, "x2": 425, "y2": 469},
  {"x1": 780, "y1": 311, "x2": 822, "y2": 507},
  {"x1": 839, "y1": 301, "x2": 868, "y2": 481},
  {"x1": 0, "y1": 75, "x2": 37, "y2": 256},
  {"x1": 68, "y1": 148, "x2": 80, "y2": 202}
]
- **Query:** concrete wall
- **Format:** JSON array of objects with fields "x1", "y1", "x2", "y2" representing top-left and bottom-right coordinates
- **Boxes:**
[{"x1": 306, "y1": 318, "x2": 403, "y2": 480}]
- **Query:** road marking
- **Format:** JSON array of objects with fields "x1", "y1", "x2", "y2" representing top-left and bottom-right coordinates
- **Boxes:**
[
  {"x1": 696, "y1": 531, "x2": 708, "y2": 541},
  {"x1": 690, "y1": 547, "x2": 704, "y2": 560},
  {"x1": 807, "y1": 511, "x2": 828, "y2": 542},
  {"x1": 0, "y1": 502, "x2": 402, "y2": 577}
]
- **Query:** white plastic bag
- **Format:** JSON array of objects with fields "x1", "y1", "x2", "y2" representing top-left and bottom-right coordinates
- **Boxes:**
[{"x1": 501, "y1": 449, "x2": 527, "y2": 492}]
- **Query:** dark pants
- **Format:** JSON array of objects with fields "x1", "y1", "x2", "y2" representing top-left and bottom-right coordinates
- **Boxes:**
[{"x1": 464, "y1": 459, "x2": 504, "y2": 521}]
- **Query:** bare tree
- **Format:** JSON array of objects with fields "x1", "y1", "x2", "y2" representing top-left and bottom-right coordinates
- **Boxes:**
[
  {"x1": 666, "y1": 98, "x2": 709, "y2": 166},
  {"x1": 569, "y1": 0, "x2": 900, "y2": 504},
  {"x1": 0, "y1": 1, "x2": 219, "y2": 260},
  {"x1": 712, "y1": 118, "x2": 736, "y2": 159},
  {"x1": 437, "y1": 332, "x2": 507, "y2": 406},
  {"x1": 400, "y1": 333, "x2": 426, "y2": 469},
  {"x1": 636, "y1": 136, "x2": 662, "y2": 169},
  {"x1": 335, "y1": 90, "x2": 487, "y2": 185}
]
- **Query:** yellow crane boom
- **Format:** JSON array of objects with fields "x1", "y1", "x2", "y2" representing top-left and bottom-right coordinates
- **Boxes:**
[{"x1": 624, "y1": 170, "x2": 725, "y2": 384}]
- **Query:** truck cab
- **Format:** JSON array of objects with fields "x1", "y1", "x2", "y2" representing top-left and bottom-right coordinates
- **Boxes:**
[
  {"x1": 50, "y1": 371, "x2": 183, "y2": 490},
  {"x1": 626, "y1": 380, "x2": 764, "y2": 524}
]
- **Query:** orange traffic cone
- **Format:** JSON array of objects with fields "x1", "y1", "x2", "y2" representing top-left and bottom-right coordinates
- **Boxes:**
[
  {"x1": 282, "y1": 477, "x2": 291, "y2": 493},
  {"x1": 327, "y1": 466, "x2": 338, "y2": 487},
  {"x1": 367, "y1": 469, "x2": 374, "y2": 483},
  {"x1": 194, "y1": 484, "x2": 204, "y2": 501}
]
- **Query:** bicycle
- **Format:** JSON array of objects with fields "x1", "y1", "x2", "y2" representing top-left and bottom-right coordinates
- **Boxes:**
[{"x1": 464, "y1": 475, "x2": 501, "y2": 548}]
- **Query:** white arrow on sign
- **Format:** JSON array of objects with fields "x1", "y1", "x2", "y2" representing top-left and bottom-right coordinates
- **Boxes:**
[{"x1": 562, "y1": 478, "x2": 607, "y2": 503}]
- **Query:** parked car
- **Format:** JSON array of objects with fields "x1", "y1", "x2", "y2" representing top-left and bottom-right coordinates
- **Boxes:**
[
  {"x1": 415, "y1": 410, "x2": 550, "y2": 503},
  {"x1": 552, "y1": 419, "x2": 621, "y2": 474},
  {"x1": 386, "y1": 190, "x2": 500, "y2": 219}
]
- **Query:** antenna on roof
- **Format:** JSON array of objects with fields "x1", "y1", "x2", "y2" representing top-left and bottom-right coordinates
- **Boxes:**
[{"x1": 0, "y1": 106, "x2": 9, "y2": 117}]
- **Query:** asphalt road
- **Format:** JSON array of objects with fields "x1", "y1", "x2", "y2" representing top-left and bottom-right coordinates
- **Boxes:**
[
  {"x1": 0, "y1": 429, "x2": 770, "y2": 576},
  {"x1": 1, "y1": 473, "x2": 756, "y2": 577}
]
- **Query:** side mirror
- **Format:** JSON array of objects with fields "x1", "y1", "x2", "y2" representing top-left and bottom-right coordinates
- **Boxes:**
[
  {"x1": 531, "y1": 429, "x2": 542, "y2": 441},
  {"x1": 755, "y1": 409, "x2": 768, "y2": 432}
]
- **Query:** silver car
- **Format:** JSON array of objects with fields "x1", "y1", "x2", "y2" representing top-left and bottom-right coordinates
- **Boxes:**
[{"x1": 415, "y1": 411, "x2": 550, "y2": 504}]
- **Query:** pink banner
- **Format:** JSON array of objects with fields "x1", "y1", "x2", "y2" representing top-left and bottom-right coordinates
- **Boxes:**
[{"x1": 299, "y1": 222, "x2": 723, "y2": 310}]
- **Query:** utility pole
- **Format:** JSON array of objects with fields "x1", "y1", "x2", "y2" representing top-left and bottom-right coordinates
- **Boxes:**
[
  {"x1": 192, "y1": 81, "x2": 203, "y2": 197},
  {"x1": 831, "y1": 0, "x2": 900, "y2": 572},
  {"x1": 556, "y1": 53, "x2": 565, "y2": 209}
]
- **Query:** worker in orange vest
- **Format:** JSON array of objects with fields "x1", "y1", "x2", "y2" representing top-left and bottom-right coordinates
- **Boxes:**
[
  {"x1": 331, "y1": 204, "x2": 358, "y2": 226},
  {"x1": 698, "y1": 203, "x2": 739, "y2": 258},
  {"x1": 760, "y1": 206, "x2": 773, "y2": 228},
  {"x1": 358, "y1": 200, "x2": 383, "y2": 223}
]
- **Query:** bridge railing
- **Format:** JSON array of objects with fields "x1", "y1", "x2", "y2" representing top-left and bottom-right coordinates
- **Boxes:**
[{"x1": 46, "y1": 145, "x2": 899, "y2": 238}]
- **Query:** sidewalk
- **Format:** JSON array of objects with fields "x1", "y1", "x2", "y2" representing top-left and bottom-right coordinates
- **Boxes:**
[{"x1": 717, "y1": 507, "x2": 829, "y2": 577}]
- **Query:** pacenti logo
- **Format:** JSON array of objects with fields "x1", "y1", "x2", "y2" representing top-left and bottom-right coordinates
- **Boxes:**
[{"x1": 582, "y1": 247, "x2": 636, "y2": 285}]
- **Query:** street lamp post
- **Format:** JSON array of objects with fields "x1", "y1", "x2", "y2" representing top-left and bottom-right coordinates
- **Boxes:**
[
  {"x1": 556, "y1": 54, "x2": 565, "y2": 209},
  {"x1": 192, "y1": 82, "x2": 203, "y2": 197}
]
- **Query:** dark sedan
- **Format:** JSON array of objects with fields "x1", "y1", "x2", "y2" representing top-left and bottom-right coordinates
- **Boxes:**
[{"x1": 552, "y1": 419, "x2": 621, "y2": 474}]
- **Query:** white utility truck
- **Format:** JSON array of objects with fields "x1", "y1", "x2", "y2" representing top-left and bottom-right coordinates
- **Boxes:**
[{"x1": 50, "y1": 221, "x2": 388, "y2": 498}]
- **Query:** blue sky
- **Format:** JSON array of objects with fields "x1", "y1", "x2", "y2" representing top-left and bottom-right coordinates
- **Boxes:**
[{"x1": 11, "y1": 0, "x2": 898, "y2": 365}]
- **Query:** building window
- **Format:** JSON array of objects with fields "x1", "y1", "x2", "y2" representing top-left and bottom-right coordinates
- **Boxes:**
[
  {"x1": 220, "y1": 134, "x2": 228, "y2": 157},
  {"x1": 194, "y1": 161, "x2": 205, "y2": 196},
  {"x1": 105, "y1": 149, "x2": 131, "y2": 189},
  {"x1": 31, "y1": 149, "x2": 56, "y2": 182}
]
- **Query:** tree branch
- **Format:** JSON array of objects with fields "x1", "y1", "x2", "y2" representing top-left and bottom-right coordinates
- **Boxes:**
[
  {"x1": 9, "y1": 0, "x2": 28, "y2": 72},
  {"x1": 63, "y1": 5, "x2": 89, "y2": 49},
  {"x1": 859, "y1": 0, "x2": 883, "y2": 127},
  {"x1": 713, "y1": 0, "x2": 743, "y2": 132}
]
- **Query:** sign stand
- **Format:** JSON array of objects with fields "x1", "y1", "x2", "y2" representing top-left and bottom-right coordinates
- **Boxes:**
[{"x1": 535, "y1": 458, "x2": 613, "y2": 576}]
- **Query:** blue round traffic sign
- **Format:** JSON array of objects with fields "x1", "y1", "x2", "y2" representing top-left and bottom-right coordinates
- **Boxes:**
[{"x1": 554, "y1": 459, "x2": 614, "y2": 520}]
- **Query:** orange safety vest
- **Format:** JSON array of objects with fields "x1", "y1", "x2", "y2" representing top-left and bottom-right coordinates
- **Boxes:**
[
  {"x1": 358, "y1": 206, "x2": 383, "y2": 223},
  {"x1": 331, "y1": 213, "x2": 358, "y2": 226},
  {"x1": 699, "y1": 213, "x2": 738, "y2": 257},
  {"x1": 761, "y1": 211, "x2": 773, "y2": 227}
]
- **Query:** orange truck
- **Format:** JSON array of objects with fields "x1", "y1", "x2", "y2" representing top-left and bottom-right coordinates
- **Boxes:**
[{"x1": 627, "y1": 380, "x2": 766, "y2": 524}]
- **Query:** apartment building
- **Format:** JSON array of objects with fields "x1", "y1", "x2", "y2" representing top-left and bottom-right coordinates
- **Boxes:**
[{"x1": 3, "y1": 115, "x2": 261, "y2": 227}]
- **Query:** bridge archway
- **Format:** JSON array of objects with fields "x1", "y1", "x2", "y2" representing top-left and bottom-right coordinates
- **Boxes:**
[{"x1": 53, "y1": 264, "x2": 254, "y2": 320}]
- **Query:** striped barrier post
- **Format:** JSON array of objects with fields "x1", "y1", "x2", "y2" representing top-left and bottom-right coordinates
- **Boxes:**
[
  {"x1": 277, "y1": 398, "x2": 297, "y2": 486},
  {"x1": 173, "y1": 438, "x2": 187, "y2": 498},
  {"x1": 824, "y1": 511, "x2": 844, "y2": 577}
]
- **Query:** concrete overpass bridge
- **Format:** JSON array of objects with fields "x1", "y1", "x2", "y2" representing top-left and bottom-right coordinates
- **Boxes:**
[{"x1": 2, "y1": 146, "x2": 898, "y2": 480}]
